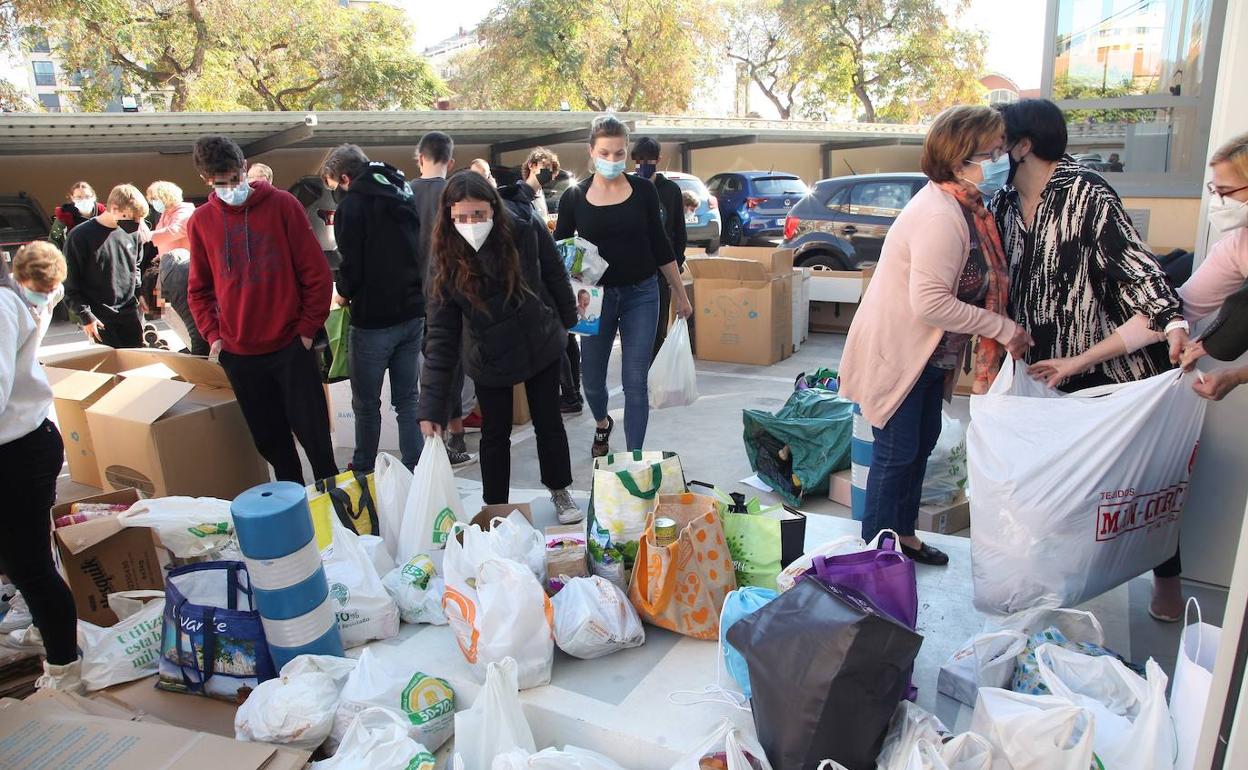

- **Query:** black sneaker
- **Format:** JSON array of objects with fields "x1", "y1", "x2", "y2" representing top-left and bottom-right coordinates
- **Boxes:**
[
  {"x1": 445, "y1": 432, "x2": 477, "y2": 468},
  {"x1": 591, "y1": 415, "x2": 613, "y2": 458},
  {"x1": 560, "y1": 399, "x2": 583, "y2": 415}
]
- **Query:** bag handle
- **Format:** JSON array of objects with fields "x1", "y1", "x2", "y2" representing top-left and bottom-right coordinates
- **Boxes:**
[
  {"x1": 617, "y1": 463, "x2": 664, "y2": 500},
  {"x1": 328, "y1": 486, "x2": 361, "y2": 531},
  {"x1": 631, "y1": 515, "x2": 678, "y2": 617},
  {"x1": 353, "y1": 472, "x2": 379, "y2": 533},
  {"x1": 1185, "y1": 597, "x2": 1204, "y2": 661}
]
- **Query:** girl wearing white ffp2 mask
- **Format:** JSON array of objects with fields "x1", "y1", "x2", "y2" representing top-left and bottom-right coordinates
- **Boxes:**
[{"x1": 415, "y1": 171, "x2": 584, "y2": 526}]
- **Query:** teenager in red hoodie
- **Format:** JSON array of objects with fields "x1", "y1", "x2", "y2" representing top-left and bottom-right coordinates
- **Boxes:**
[{"x1": 186, "y1": 135, "x2": 337, "y2": 484}]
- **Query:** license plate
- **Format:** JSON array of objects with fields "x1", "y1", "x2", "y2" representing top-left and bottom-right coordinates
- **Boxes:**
[
  {"x1": 775, "y1": 218, "x2": 786, "y2": 226},
  {"x1": 685, "y1": 214, "x2": 698, "y2": 224}
]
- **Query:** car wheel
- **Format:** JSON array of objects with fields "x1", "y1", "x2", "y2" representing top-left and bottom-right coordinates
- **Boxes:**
[
  {"x1": 706, "y1": 235, "x2": 720, "y2": 255},
  {"x1": 799, "y1": 251, "x2": 851, "y2": 271},
  {"x1": 724, "y1": 216, "x2": 743, "y2": 247}
]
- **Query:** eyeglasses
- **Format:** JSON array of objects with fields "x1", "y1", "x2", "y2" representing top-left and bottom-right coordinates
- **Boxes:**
[
  {"x1": 1207, "y1": 181, "x2": 1248, "y2": 203},
  {"x1": 967, "y1": 148, "x2": 1005, "y2": 163}
]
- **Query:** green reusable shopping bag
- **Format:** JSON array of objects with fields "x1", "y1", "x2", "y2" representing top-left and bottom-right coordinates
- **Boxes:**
[
  {"x1": 689, "y1": 481, "x2": 806, "y2": 591},
  {"x1": 324, "y1": 306, "x2": 351, "y2": 381},
  {"x1": 742, "y1": 388, "x2": 854, "y2": 506}
]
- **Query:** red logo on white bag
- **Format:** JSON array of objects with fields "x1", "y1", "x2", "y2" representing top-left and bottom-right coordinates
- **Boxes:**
[{"x1": 1095, "y1": 483, "x2": 1186, "y2": 542}]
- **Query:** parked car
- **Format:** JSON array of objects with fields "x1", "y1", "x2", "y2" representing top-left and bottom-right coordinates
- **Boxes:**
[
  {"x1": 0, "y1": 193, "x2": 50, "y2": 257},
  {"x1": 706, "y1": 171, "x2": 808, "y2": 246},
  {"x1": 782, "y1": 172, "x2": 927, "y2": 270},
  {"x1": 289, "y1": 176, "x2": 342, "y2": 273},
  {"x1": 663, "y1": 171, "x2": 721, "y2": 254}
]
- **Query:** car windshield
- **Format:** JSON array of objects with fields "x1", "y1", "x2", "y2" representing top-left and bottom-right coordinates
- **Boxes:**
[
  {"x1": 752, "y1": 177, "x2": 807, "y2": 196},
  {"x1": 0, "y1": 202, "x2": 46, "y2": 241},
  {"x1": 673, "y1": 177, "x2": 709, "y2": 197}
]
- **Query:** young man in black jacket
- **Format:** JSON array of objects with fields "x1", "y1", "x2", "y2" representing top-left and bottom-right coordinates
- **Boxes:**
[
  {"x1": 632, "y1": 136, "x2": 687, "y2": 359},
  {"x1": 322, "y1": 144, "x2": 426, "y2": 472}
]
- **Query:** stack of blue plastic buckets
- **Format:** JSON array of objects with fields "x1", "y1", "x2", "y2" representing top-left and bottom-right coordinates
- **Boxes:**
[
  {"x1": 850, "y1": 405, "x2": 873, "y2": 521},
  {"x1": 231, "y1": 481, "x2": 343, "y2": 670}
]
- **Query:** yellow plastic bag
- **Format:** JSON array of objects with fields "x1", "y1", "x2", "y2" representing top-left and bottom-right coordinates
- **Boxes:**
[{"x1": 309, "y1": 470, "x2": 379, "y2": 549}]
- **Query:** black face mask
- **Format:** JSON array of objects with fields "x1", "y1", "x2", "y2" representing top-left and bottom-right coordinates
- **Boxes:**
[
  {"x1": 118, "y1": 219, "x2": 140, "y2": 234},
  {"x1": 537, "y1": 168, "x2": 553, "y2": 186},
  {"x1": 636, "y1": 162, "x2": 657, "y2": 180},
  {"x1": 1007, "y1": 145, "x2": 1025, "y2": 186}
]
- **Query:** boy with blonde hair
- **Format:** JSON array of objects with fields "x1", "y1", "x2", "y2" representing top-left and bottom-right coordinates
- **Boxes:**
[
  {"x1": 63, "y1": 184, "x2": 149, "y2": 348},
  {"x1": 10, "y1": 241, "x2": 68, "y2": 342}
]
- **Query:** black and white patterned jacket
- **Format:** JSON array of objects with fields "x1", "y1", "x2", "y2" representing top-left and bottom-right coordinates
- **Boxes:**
[{"x1": 991, "y1": 158, "x2": 1181, "y2": 386}]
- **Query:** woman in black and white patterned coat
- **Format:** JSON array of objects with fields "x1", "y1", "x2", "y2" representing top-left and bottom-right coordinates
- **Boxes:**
[{"x1": 989, "y1": 99, "x2": 1191, "y2": 623}]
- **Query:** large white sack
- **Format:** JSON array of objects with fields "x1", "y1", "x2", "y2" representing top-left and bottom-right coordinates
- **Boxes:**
[
  {"x1": 329, "y1": 648, "x2": 455, "y2": 754},
  {"x1": 454, "y1": 657, "x2": 536, "y2": 770},
  {"x1": 79, "y1": 590, "x2": 164, "y2": 691},
  {"x1": 313, "y1": 707, "x2": 436, "y2": 770},
  {"x1": 234, "y1": 654, "x2": 356, "y2": 751},
  {"x1": 552, "y1": 575, "x2": 644, "y2": 659},
  {"x1": 969, "y1": 358, "x2": 1206, "y2": 613},
  {"x1": 969, "y1": 688, "x2": 1095, "y2": 770}
]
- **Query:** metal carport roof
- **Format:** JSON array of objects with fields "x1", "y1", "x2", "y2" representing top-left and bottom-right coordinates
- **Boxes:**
[{"x1": 0, "y1": 110, "x2": 927, "y2": 158}]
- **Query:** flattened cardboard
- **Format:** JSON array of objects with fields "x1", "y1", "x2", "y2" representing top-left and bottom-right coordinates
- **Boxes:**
[
  {"x1": 51, "y1": 489, "x2": 162, "y2": 626},
  {"x1": 96, "y1": 675, "x2": 240, "y2": 739},
  {"x1": 0, "y1": 690, "x2": 309, "y2": 770},
  {"x1": 687, "y1": 256, "x2": 793, "y2": 365}
]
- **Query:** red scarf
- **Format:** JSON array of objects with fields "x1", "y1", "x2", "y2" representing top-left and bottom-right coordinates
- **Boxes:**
[{"x1": 938, "y1": 181, "x2": 1010, "y2": 393}]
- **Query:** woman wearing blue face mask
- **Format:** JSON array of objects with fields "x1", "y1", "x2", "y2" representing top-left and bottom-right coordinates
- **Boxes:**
[
  {"x1": 10, "y1": 241, "x2": 67, "y2": 343},
  {"x1": 554, "y1": 116, "x2": 693, "y2": 457},
  {"x1": 839, "y1": 105, "x2": 1032, "y2": 565}
]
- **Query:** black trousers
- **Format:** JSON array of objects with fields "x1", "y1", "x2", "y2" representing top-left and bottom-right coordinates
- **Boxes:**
[
  {"x1": 219, "y1": 339, "x2": 338, "y2": 485},
  {"x1": 652, "y1": 278, "x2": 672, "y2": 361},
  {"x1": 477, "y1": 359, "x2": 572, "y2": 504},
  {"x1": 559, "y1": 334, "x2": 583, "y2": 405},
  {"x1": 0, "y1": 420, "x2": 78, "y2": 664},
  {"x1": 95, "y1": 304, "x2": 144, "y2": 349}
]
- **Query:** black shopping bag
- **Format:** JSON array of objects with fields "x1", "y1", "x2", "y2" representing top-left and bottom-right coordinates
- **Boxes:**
[{"x1": 726, "y1": 579, "x2": 923, "y2": 770}]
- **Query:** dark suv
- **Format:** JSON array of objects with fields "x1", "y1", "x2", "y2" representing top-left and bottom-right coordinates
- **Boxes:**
[
  {"x1": 781, "y1": 172, "x2": 927, "y2": 270},
  {"x1": 0, "y1": 193, "x2": 50, "y2": 255}
]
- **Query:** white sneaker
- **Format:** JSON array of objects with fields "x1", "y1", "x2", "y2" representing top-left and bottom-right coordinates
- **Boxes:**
[
  {"x1": 551, "y1": 489, "x2": 584, "y2": 524},
  {"x1": 0, "y1": 594, "x2": 32, "y2": 633},
  {"x1": 36, "y1": 657, "x2": 86, "y2": 694}
]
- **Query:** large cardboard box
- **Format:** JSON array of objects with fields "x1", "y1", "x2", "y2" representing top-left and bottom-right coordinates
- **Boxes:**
[
  {"x1": 809, "y1": 301, "x2": 859, "y2": 333},
  {"x1": 44, "y1": 366, "x2": 116, "y2": 487},
  {"x1": 792, "y1": 267, "x2": 811, "y2": 352},
  {"x1": 44, "y1": 348, "x2": 269, "y2": 498},
  {"x1": 687, "y1": 255, "x2": 793, "y2": 365},
  {"x1": 807, "y1": 266, "x2": 876, "y2": 334},
  {"x1": 51, "y1": 488, "x2": 163, "y2": 626},
  {"x1": 828, "y1": 468, "x2": 853, "y2": 508},
  {"x1": 0, "y1": 690, "x2": 309, "y2": 770}
]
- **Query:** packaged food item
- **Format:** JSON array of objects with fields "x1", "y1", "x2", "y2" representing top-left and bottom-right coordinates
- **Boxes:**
[
  {"x1": 55, "y1": 503, "x2": 129, "y2": 528},
  {"x1": 544, "y1": 525, "x2": 588, "y2": 594},
  {"x1": 654, "y1": 517, "x2": 679, "y2": 547}
]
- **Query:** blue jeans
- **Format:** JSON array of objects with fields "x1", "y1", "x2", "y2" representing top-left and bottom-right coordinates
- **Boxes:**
[
  {"x1": 580, "y1": 275, "x2": 660, "y2": 450},
  {"x1": 349, "y1": 317, "x2": 424, "y2": 471},
  {"x1": 862, "y1": 365, "x2": 946, "y2": 542}
]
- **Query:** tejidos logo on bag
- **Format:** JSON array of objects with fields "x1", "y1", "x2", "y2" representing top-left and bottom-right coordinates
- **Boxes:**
[
  {"x1": 433, "y1": 508, "x2": 456, "y2": 546},
  {"x1": 400, "y1": 673, "x2": 454, "y2": 725},
  {"x1": 1096, "y1": 481, "x2": 1188, "y2": 541}
]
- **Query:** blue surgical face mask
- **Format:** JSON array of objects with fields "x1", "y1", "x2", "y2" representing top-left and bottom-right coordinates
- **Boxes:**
[
  {"x1": 149, "y1": 198, "x2": 165, "y2": 215},
  {"x1": 594, "y1": 157, "x2": 626, "y2": 180},
  {"x1": 974, "y1": 154, "x2": 1012, "y2": 197},
  {"x1": 215, "y1": 178, "x2": 251, "y2": 207},
  {"x1": 21, "y1": 285, "x2": 50, "y2": 307}
]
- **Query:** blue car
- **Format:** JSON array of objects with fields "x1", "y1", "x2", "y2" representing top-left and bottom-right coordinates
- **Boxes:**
[
  {"x1": 706, "y1": 171, "x2": 809, "y2": 247},
  {"x1": 664, "y1": 172, "x2": 722, "y2": 254}
]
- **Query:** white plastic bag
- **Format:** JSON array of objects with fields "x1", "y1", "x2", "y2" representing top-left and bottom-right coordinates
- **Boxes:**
[
  {"x1": 969, "y1": 688, "x2": 1095, "y2": 770},
  {"x1": 939, "y1": 733, "x2": 993, "y2": 770},
  {"x1": 969, "y1": 358, "x2": 1207, "y2": 613},
  {"x1": 1035, "y1": 643, "x2": 1176, "y2": 770},
  {"x1": 313, "y1": 707, "x2": 436, "y2": 770},
  {"x1": 79, "y1": 590, "x2": 164, "y2": 691},
  {"x1": 397, "y1": 435, "x2": 466, "y2": 563},
  {"x1": 482, "y1": 512, "x2": 546, "y2": 584},
  {"x1": 374, "y1": 452, "x2": 412, "y2": 561},
  {"x1": 1171, "y1": 598, "x2": 1220, "y2": 770},
  {"x1": 382, "y1": 554, "x2": 448, "y2": 625},
  {"x1": 493, "y1": 747, "x2": 628, "y2": 770},
  {"x1": 920, "y1": 413, "x2": 967, "y2": 505},
  {"x1": 552, "y1": 575, "x2": 644, "y2": 659},
  {"x1": 937, "y1": 630, "x2": 1028, "y2": 707},
  {"x1": 117, "y1": 497, "x2": 234, "y2": 558},
  {"x1": 876, "y1": 701, "x2": 949, "y2": 770},
  {"x1": 775, "y1": 535, "x2": 865, "y2": 593},
  {"x1": 454, "y1": 657, "x2": 537, "y2": 770},
  {"x1": 672, "y1": 718, "x2": 773, "y2": 770},
  {"x1": 359, "y1": 535, "x2": 396, "y2": 577},
  {"x1": 995, "y1": 606, "x2": 1105, "y2": 645},
  {"x1": 648, "y1": 317, "x2": 698, "y2": 409},
  {"x1": 235, "y1": 654, "x2": 356, "y2": 751},
  {"x1": 330, "y1": 648, "x2": 455, "y2": 754},
  {"x1": 322, "y1": 517, "x2": 400, "y2": 648},
  {"x1": 443, "y1": 542, "x2": 554, "y2": 689}
]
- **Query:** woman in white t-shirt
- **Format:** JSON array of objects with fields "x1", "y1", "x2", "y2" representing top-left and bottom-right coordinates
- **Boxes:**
[{"x1": 1, "y1": 241, "x2": 80, "y2": 692}]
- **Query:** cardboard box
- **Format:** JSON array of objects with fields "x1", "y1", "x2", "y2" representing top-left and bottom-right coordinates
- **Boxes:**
[
  {"x1": 792, "y1": 267, "x2": 811, "y2": 352},
  {"x1": 687, "y1": 256, "x2": 793, "y2": 365},
  {"x1": 809, "y1": 301, "x2": 860, "y2": 333},
  {"x1": 916, "y1": 495, "x2": 970, "y2": 535},
  {"x1": 96, "y1": 675, "x2": 240, "y2": 739},
  {"x1": 457, "y1": 502, "x2": 535, "y2": 545},
  {"x1": 51, "y1": 488, "x2": 164, "y2": 626},
  {"x1": 45, "y1": 366, "x2": 117, "y2": 487},
  {"x1": 44, "y1": 348, "x2": 269, "y2": 498},
  {"x1": 0, "y1": 689, "x2": 309, "y2": 770},
  {"x1": 828, "y1": 468, "x2": 853, "y2": 507},
  {"x1": 953, "y1": 338, "x2": 979, "y2": 396},
  {"x1": 807, "y1": 266, "x2": 875, "y2": 335}
]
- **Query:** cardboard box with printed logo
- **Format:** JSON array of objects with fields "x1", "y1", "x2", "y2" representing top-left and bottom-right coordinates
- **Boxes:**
[
  {"x1": 916, "y1": 494, "x2": 971, "y2": 535},
  {"x1": 50, "y1": 488, "x2": 163, "y2": 626},
  {"x1": 44, "y1": 348, "x2": 269, "y2": 499},
  {"x1": 687, "y1": 251, "x2": 794, "y2": 365}
]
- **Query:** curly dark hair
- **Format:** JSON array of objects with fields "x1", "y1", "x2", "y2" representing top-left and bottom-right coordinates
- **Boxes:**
[
  {"x1": 429, "y1": 170, "x2": 531, "y2": 316},
  {"x1": 192, "y1": 135, "x2": 245, "y2": 177}
]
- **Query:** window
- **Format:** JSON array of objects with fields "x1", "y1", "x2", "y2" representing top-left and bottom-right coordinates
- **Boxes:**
[
  {"x1": 752, "y1": 176, "x2": 809, "y2": 196},
  {"x1": 848, "y1": 182, "x2": 914, "y2": 217},
  {"x1": 673, "y1": 177, "x2": 710, "y2": 198},
  {"x1": 723, "y1": 176, "x2": 742, "y2": 193},
  {"x1": 988, "y1": 88, "x2": 1019, "y2": 105},
  {"x1": 705, "y1": 176, "x2": 723, "y2": 194},
  {"x1": 28, "y1": 34, "x2": 50, "y2": 54},
  {"x1": 824, "y1": 186, "x2": 851, "y2": 214},
  {"x1": 1066, "y1": 106, "x2": 1202, "y2": 175},
  {"x1": 37, "y1": 93, "x2": 60, "y2": 112},
  {"x1": 32, "y1": 61, "x2": 55, "y2": 87}
]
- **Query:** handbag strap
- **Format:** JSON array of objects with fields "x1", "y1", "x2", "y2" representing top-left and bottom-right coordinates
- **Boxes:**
[
  {"x1": 173, "y1": 599, "x2": 217, "y2": 692},
  {"x1": 631, "y1": 515, "x2": 677, "y2": 617},
  {"x1": 617, "y1": 463, "x2": 664, "y2": 499},
  {"x1": 328, "y1": 487, "x2": 361, "y2": 532},
  {"x1": 353, "y1": 472, "x2": 379, "y2": 533}
]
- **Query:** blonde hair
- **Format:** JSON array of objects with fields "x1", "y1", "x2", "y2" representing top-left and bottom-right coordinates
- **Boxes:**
[
  {"x1": 107, "y1": 184, "x2": 149, "y2": 219},
  {"x1": 13, "y1": 241, "x2": 67, "y2": 290},
  {"x1": 247, "y1": 163, "x2": 274, "y2": 183},
  {"x1": 1211, "y1": 133, "x2": 1248, "y2": 182},
  {"x1": 921, "y1": 105, "x2": 1005, "y2": 183},
  {"x1": 146, "y1": 180, "x2": 183, "y2": 209}
]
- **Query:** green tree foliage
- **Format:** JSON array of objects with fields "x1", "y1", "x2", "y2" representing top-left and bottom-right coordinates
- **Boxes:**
[
  {"x1": 1053, "y1": 78, "x2": 1149, "y2": 124},
  {"x1": 781, "y1": 0, "x2": 986, "y2": 123},
  {"x1": 451, "y1": 0, "x2": 717, "y2": 113},
  {"x1": 12, "y1": 0, "x2": 443, "y2": 112},
  {"x1": 0, "y1": 78, "x2": 36, "y2": 111}
]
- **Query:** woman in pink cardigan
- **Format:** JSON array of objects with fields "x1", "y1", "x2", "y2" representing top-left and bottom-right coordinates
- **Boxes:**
[
  {"x1": 144, "y1": 181, "x2": 195, "y2": 253},
  {"x1": 142, "y1": 181, "x2": 206, "y2": 354},
  {"x1": 840, "y1": 105, "x2": 1032, "y2": 566}
]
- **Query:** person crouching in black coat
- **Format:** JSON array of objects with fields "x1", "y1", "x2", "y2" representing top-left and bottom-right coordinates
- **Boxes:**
[{"x1": 416, "y1": 171, "x2": 584, "y2": 524}]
